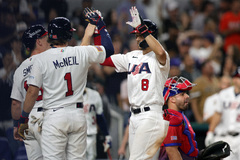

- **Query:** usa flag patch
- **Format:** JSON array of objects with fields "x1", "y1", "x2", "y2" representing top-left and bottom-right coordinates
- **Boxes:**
[
  {"x1": 95, "y1": 46, "x2": 103, "y2": 52},
  {"x1": 171, "y1": 136, "x2": 177, "y2": 140}
]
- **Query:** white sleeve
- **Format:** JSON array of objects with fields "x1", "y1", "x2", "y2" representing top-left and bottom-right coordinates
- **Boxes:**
[
  {"x1": 215, "y1": 94, "x2": 223, "y2": 113},
  {"x1": 95, "y1": 92, "x2": 103, "y2": 115},
  {"x1": 10, "y1": 71, "x2": 23, "y2": 102},
  {"x1": 203, "y1": 94, "x2": 219, "y2": 121},
  {"x1": 82, "y1": 45, "x2": 106, "y2": 64},
  {"x1": 111, "y1": 54, "x2": 129, "y2": 72},
  {"x1": 27, "y1": 59, "x2": 43, "y2": 88}
]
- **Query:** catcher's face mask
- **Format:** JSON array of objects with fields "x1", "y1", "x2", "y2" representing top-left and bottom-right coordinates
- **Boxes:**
[{"x1": 163, "y1": 76, "x2": 196, "y2": 102}]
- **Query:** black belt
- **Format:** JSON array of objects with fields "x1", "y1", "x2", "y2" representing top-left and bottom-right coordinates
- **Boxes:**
[
  {"x1": 228, "y1": 132, "x2": 239, "y2": 137},
  {"x1": 131, "y1": 106, "x2": 150, "y2": 114},
  {"x1": 37, "y1": 102, "x2": 83, "y2": 112},
  {"x1": 220, "y1": 132, "x2": 239, "y2": 137}
]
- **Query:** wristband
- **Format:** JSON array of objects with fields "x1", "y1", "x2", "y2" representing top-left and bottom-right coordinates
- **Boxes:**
[{"x1": 21, "y1": 110, "x2": 30, "y2": 118}]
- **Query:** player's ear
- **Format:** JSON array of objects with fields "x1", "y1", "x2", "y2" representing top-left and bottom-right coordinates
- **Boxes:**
[{"x1": 169, "y1": 96, "x2": 176, "y2": 103}]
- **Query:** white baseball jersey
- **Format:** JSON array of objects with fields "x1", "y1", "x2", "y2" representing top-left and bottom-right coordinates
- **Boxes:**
[
  {"x1": 83, "y1": 87, "x2": 103, "y2": 135},
  {"x1": 28, "y1": 46, "x2": 105, "y2": 109},
  {"x1": 203, "y1": 93, "x2": 225, "y2": 135},
  {"x1": 111, "y1": 50, "x2": 170, "y2": 108},
  {"x1": 216, "y1": 86, "x2": 240, "y2": 133},
  {"x1": 10, "y1": 55, "x2": 43, "y2": 160},
  {"x1": 11, "y1": 55, "x2": 43, "y2": 109},
  {"x1": 203, "y1": 93, "x2": 220, "y2": 122}
]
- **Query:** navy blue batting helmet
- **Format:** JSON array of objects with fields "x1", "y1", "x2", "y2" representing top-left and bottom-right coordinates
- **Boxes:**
[
  {"x1": 163, "y1": 76, "x2": 196, "y2": 102},
  {"x1": 22, "y1": 24, "x2": 48, "y2": 51},
  {"x1": 48, "y1": 17, "x2": 76, "y2": 41}
]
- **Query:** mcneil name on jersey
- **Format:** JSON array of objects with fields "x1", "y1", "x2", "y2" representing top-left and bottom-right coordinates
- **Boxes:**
[{"x1": 53, "y1": 56, "x2": 79, "y2": 69}]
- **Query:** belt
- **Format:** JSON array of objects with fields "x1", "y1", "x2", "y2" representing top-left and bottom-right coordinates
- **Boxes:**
[
  {"x1": 37, "y1": 102, "x2": 83, "y2": 112},
  {"x1": 228, "y1": 132, "x2": 239, "y2": 137},
  {"x1": 220, "y1": 132, "x2": 239, "y2": 137},
  {"x1": 131, "y1": 106, "x2": 150, "y2": 114}
]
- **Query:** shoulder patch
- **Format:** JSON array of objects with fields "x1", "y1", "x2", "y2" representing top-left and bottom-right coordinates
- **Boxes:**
[{"x1": 95, "y1": 46, "x2": 103, "y2": 52}]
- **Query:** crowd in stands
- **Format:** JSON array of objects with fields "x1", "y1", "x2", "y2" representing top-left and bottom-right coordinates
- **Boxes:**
[{"x1": 0, "y1": 0, "x2": 240, "y2": 159}]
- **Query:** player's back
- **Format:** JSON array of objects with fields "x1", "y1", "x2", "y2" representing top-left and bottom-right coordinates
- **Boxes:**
[
  {"x1": 11, "y1": 56, "x2": 43, "y2": 109},
  {"x1": 32, "y1": 45, "x2": 105, "y2": 109}
]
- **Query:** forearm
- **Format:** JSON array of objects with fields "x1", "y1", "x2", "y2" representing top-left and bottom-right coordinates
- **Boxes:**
[
  {"x1": 97, "y1": 113, "x2": 109, "y2": 136},
  {"x1": 145, "y1": 35, "x2": 167, "y2": 65},
  {"x1": 81, "y1": 23, "x2": 96, "y2": 46},
  {"x1": 208, "y1": 112, "x2": 221, "y2": 132},
  {"x1": 11, "y1": 99, "x2": 21, "y2": 120},
  {"x1": 121, "y1": 125, "x2": 129, "y2": 147},
  {"x1": 23, "y1": 85, "x2": 40, "y2": 114},
  {"x1": 98, "y1": 28, "x2": 114, "y2": 58},
  {"x1": 191, "y1": 99, "x2": 203, "y2": 123},
  {"x1": 166, "y1": 146, "x2": 182, "y2": 160}
]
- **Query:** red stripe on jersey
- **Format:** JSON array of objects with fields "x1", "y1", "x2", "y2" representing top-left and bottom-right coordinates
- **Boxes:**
[{"x1": 101, "y1": 57, "x2": 115, "y2": 67}]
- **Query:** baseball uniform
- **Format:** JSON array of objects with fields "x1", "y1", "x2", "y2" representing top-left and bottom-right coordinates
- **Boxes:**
[
  {"x1": 28, "y1": 45, "x2": 106, "y2": 160},
  {"x1": 213, "y1": 86, "x2": 240, "y2": 160},
  {"x1": 11, "y1": 55, "x2": 44, "y2": 160},
  {"x1": 83, "y1": 87, "x2": 104, "y2": 160},
  {"x1": 159, "y1": 109, "x2": 198, "y2": 160},
  {"x1": 110, "y1": 49, "x2": 170, "y2": 160}
]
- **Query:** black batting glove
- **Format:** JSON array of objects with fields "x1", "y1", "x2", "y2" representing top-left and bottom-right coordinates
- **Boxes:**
[{"x1": 84, "y1": 7, "x2": 106, "y2": 31}]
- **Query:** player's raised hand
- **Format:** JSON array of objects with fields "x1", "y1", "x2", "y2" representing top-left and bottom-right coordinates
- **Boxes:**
[
  {"x1": 103, "y1": 135, "x2": 112, "y2": 152},
  {"x1": 126, "y1": 6, "x2": 141, "y2": 28},
  {"x1": 17, "y1": 115, "x2": 29, "y2": 140},
  {"x1": 126, "y1": 6, "x2": 149, "y2": 38},
  {"x1": 84, "y1": 7, "x2": 105, "y2": 30}
]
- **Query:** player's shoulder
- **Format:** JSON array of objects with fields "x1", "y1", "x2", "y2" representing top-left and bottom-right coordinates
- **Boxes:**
[
  {"x1": 127, "y1": 50, "x2": 142, "y2": 55},
  {"x1": 219, "y1": 86, "x2": 234, "y2": 96},
  {"x1": 14, "y1": 58, "x2": 32, "y2": 72},
  {"x1": 164, "y1": 110, "x2": 183, "y2": 126}
]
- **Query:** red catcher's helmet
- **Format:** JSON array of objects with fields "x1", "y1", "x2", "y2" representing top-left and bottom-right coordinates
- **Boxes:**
[{"x1": 163, "y1": 76, "x2": 196, "y2": 102}]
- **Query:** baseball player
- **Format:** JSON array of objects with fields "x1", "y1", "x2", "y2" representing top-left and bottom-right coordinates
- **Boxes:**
[
  {"x1": 203, "y1": 75, "x2": 232, "y2": 123},
  {"x1": 159, "y1": 76, "x2": 199, "y2": 160},
  {"x1": 100, "y1": 6, "x2": 170, "y2": 160},
  {"x1": 17, "y1": 15, "x2": 114, "y2": 160},
  {"x1": 83, "y1": 87, "x2": 111, "y2": 160},
  {"x1": 205, "y1": 67, "x2": 240, "y2": 160},
  {"x1": 11, "y1": 24, "x2": 50, "y2": 160}
]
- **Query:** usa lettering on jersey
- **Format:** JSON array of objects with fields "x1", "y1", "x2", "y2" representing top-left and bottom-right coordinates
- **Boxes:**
[
  {"x1": 128, "y1": 62, "x2": 151, "y2": 75},
  {"x1": 53, "y1": 56, "x2": 79, "y2": 69}
]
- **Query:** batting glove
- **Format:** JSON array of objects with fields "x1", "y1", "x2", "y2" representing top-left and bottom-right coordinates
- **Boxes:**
[
  {"x1": 103, "y1": 135, "x2": 112, "y2": 152},
  {"x1": 84, "y1": 7, "x2": 106, "y2": 31},
  {"x1": 205, "y1": 131, "x2": 214, "y2": 147},
  {"x1": 126, "y1": 6, "x2": 149, "y2": 38},
  {"x1": 18, "y1": 115, "x2": 29, "y2": 140}
]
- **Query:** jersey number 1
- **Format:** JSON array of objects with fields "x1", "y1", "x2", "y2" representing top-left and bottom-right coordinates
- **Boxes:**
[{"x1": 64, "y1": 72, "x2": 74, "y2": 97}]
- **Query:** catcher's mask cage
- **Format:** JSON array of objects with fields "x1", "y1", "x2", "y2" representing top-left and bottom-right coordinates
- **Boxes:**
[{"x1": 163, "y1": 76, "x2": 196, "y2": 102}]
